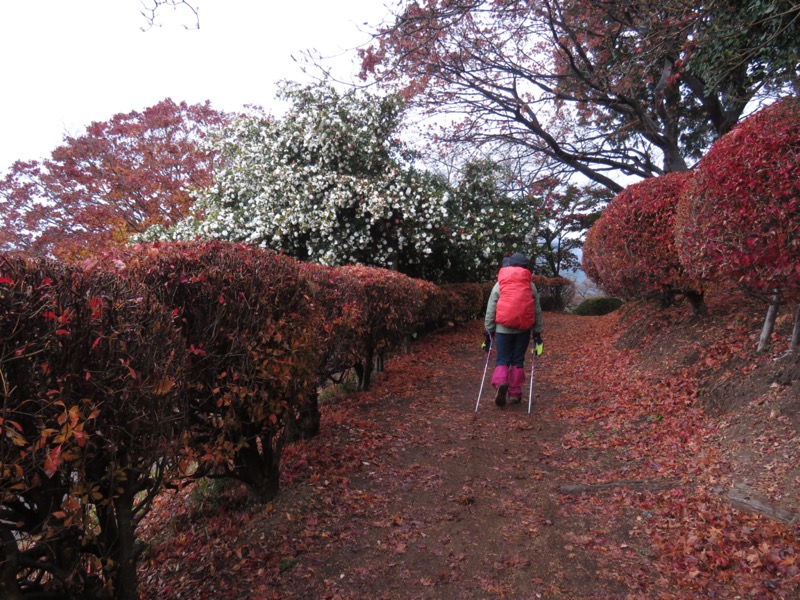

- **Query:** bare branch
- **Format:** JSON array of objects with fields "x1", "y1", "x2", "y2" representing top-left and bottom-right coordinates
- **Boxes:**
[{"x1": 140, "y1": 0, "x2": 200, "y2": 31}]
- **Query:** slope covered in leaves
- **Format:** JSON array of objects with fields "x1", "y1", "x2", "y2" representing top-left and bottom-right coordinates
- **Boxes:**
[{"x1": 138, "y1": 296, "x2": 799, "y2": 598}]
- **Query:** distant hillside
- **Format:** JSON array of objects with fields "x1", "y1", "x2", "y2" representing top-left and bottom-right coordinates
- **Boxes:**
[
  {"x1": 563, "y1": 267, "x2": 586, "y2": 283},
  {"x1": 562, "y1": 267, "x2": 601, "y2": 303}
]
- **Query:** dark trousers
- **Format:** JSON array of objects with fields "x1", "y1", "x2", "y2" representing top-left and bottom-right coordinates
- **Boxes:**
[{"x1": 494, "y1": 330, "x2": 531, "y2": 368}]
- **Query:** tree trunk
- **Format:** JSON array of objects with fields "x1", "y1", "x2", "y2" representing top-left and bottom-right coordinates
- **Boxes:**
[
  {"x1": 0, "y1": 528, "x2": 23, "y2": 600},
  {"x1": 355, "y1": 347, "x2": 374, "y2": 391},
  {"x1": 553, "y1": 285, "x2": 565, "y2": 311},
  {"x1": 95, "y1": 483, "x2": 140, "y2": 600},
  {"x1": 112, "y1": 495, "x2": 139, "y2": 600},
  {"x1": 685, "y1": 290, "x2": 707, "y2": 316},
  {"x1": 354, "y1": 363, "x2": 365, "y2": 390},
  {"x1": 291, "y1": 389, "x2": 320, "y2": 440},
  {"x1": 235, "y1": 434, "x2": 280, "y2": 503},
  {"x1": 791, "y1": 303, "x2": 800, "y2": 353},
  {"x1": 757, "y1": 290, "x2": 781, "y2": 353}
]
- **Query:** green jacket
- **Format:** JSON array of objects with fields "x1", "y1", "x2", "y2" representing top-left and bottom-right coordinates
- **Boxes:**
[{"x1": 484, "y1": 281, "x2": 543, "y2": 335}]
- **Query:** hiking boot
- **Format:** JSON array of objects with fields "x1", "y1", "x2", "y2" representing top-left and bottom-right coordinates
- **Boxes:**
[
  {"x1": 509, "y1": 395, "x2": 521, "y2": 404},
  {"x1": 495, "y1": 383, "x2": 508, "y2": 406}
]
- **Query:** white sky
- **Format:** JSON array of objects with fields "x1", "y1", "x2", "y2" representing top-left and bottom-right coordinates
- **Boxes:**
[{"x1": 0, "y1": 0, "x2": 393, "y2": 174}]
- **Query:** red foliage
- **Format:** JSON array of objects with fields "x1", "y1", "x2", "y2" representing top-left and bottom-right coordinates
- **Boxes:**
[
  {"x1": 582, "y1": 172, "x2": 702, "y2": 306},
  {"x1": 411, "y1": 277, "x2": 451, "y2": 331},
  {"x1": 580, "y1": 215, "x2": 606, "y2": 288},
  {"x1": 326, "y1": 265, "x2": 428, "y2": 390},
  {"x1": 437, "y1": 282, "x2": 490, "y2": 323},
  {"x1": 0, "y1": 99, "x2": 228, "y2": 261},
  {"x1": 298, "y1": 261, "x2": 365, "y2": 383},
  {"x1": 677, "y1": 96, "x2": 800, "y2": 297},
  {"x1": 301, "y1": 260, "x2": 492, "y2": 391},
  {"x1": 0, "y1": 254, "x2": 186, "y2": 598},
  {"x1": 103, "y1": 241, "x2": 318, "y2": 501},
  {"x1": 533, "y1": 275, "x2": 574, "y2": 309}
]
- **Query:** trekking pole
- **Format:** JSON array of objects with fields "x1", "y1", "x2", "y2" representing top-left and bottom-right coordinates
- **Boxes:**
[
  {"x1": 475, "y1": 336, "x2": 494, "y2": 413},
  {"x1": 527, "y1": 351, "x2": 535, "y2": 415}
]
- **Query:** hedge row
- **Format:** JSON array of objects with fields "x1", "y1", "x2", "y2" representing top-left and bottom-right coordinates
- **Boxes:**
[
  {"x1": 0, "y1": 255, "x2": 188, "y2": 600},
  {"x1": 583, "y1": 96, "x2": 800, "y2": 332},
  {"x1": 1, "y1": 241, "x2": 571, "y2": 599}
]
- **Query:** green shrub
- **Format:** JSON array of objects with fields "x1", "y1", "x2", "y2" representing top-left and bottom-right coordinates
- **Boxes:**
[{"x1": 572, "y1": 296, "x2": 623, "y2": 316}]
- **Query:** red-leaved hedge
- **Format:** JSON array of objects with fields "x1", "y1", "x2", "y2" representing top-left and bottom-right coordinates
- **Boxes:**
[
  {"x1": 676, "y1": 96, "x2": 800, "y2": 299},
  {"x1": 585, "y1": 173, "x2": 702, "y2": 303},
  {"x1": 1, "y1": 254, "x2": 187, "y2": 600},
  {"x1": 101, "y1": 241, "x2": 319, "y2": 502}
]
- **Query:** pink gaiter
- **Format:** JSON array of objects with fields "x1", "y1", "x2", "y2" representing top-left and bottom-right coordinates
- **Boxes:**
[
  {"x1": 509, "y1": 366, "x2": 526, "y2": 397},
  {"x1": 491, "y1": 365, "x2": 509, "y2": 389}
]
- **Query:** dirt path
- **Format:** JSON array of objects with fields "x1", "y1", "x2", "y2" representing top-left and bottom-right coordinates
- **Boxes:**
[{"x1": 245, "y1": 313, "x2": 651, "y2": 599}]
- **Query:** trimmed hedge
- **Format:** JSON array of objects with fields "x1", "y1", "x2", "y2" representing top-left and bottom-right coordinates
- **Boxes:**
[
  {"x1": 438, "y1": 283, "x2": 487, "y2": 323},
  {"x1": 105, "y1": 241, "x2": 319, "y2": 502},
  {"x1": 572, "y1": 296, "x2": 624, "y2": 316},
  {"x1": 301, "y1": 265, "x2": 494, "y2": 391},
  {"x1": 1, "y1": 254, "x2": 187, "y2": 600},
  {"x1": 532, "y1": 275, "x2": 574, "y2": 311}
]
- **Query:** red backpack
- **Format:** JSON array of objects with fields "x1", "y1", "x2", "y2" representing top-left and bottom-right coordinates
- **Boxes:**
[{"x1": 496, "y1": 266, "x2": 535, "y2": 330}]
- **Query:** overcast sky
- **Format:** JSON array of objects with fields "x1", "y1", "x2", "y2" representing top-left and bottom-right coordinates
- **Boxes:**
[{"x1": 0, "y1": 0, "x2": 393, "y2": 173}]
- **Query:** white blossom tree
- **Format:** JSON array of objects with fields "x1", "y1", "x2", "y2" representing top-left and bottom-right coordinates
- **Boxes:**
[
  {"x1": 446, "y1": 159, "x2": 542, "y2": 281},
  {"x1": 143, "y1": 83, "x2": 537, "y2": 282}
]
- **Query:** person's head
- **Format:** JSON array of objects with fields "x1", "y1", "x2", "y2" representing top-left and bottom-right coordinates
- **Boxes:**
[{"x1": 508, "y1": 253, "x2": 529, "y2": 270}]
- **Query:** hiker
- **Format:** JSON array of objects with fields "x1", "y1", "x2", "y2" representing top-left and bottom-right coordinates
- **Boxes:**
[{"x1": 484, "y1": 252, "x2": 543, "y2": 406}]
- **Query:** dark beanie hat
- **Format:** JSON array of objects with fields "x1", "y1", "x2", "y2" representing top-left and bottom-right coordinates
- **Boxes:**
[{"x1": 508, "y1": 253, "x2": 529, "y2": 269}]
